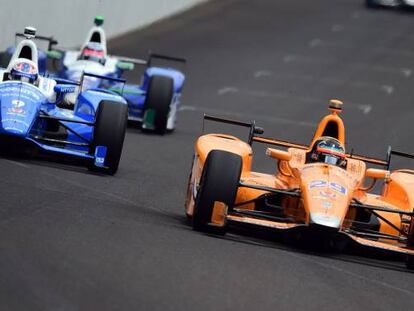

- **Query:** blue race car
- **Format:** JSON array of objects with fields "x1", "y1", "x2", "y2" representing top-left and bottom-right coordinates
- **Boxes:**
[
  {"x1": 49, "y1": 16, "x2": 186, "y2": 134},
  {"x1": 0, "y1": 27, "x2": 128, "y2": 175}
]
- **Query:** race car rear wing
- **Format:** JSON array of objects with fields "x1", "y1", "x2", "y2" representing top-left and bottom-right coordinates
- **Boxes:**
[
  {"x1": 203, "y1": 114, "x2": 263, "y2": 145},
  {"x1": 15, "y1": 32, "x2": 58, "y2": 51},
  {"x1": 147, "y1": 53, "x2": 186, "y2": 67},
  {"x1": 203, "y1": 114, "x2": 414, "y2": 169},
  {"x1": 115, "y1": 53, "x2": 186, "y2": 70}
]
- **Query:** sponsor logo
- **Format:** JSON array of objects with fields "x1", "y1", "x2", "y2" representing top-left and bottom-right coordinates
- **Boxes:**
[
  {"x1": 330, "y1": 182, "x2": 347, "y2": 195},
  {"x1": 12, "y1": 99, "x2": 25, "y2": 108},
  {"x1": 319, "y1": 190, "x2": 336, "y2": 199},
  {"x1": 7, "y1": 99, "x2": 26, "y2": 115},
  {"x1": 7, "y1": 107, "x2": 25, "y2": 115},
  {"x1": 94, "y1": 146, "x2": 107, "y2": 168},
  {"x1": 0, "y1": 85, "x2": 42, "y2": 101},
  {"x1": 309, "y1": 180, "x2": 327, "y2": 189},
  {"x1": 309, "y1": 180, "x2": 347, "y2": 195},
  {"x1": 2, "y1": 118, "x2": 29, "y2": 126}
]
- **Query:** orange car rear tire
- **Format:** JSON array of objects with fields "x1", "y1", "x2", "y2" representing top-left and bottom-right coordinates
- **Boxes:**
[{"x1": 193, "y1": 150, "x2": 242, "y2": 234}]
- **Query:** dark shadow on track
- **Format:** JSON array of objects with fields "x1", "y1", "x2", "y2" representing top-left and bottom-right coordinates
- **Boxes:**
[{"x1": 179, "y1": 216, "x2": 412, "y2": 273}]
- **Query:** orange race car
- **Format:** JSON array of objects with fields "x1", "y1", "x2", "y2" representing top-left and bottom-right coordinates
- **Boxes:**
[{"x1": 185, "y1": 100, "x2": 414, "y2": 270}]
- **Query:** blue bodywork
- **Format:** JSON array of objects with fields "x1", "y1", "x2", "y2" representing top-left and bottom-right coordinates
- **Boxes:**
[
  {"x1": 119, "y1": 67, "x2": 185, "y2": 122},
  {"x1": 59, "y1": 58, "x2": 185, "y2": 126},
  {"x1": 0, "y1": 80, "x2": 126, "y2": 164}
]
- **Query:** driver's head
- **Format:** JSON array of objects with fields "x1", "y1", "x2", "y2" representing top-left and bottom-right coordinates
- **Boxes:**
[
  {"x1": 80, "y1": 42, "x2": 105, "y2": 64},
  {"x1": 309, "y1": 137, "x2": 346, "y2": 167},
  {"x1": 9, "y1": 60, "x2": 38, "y2": 84}
]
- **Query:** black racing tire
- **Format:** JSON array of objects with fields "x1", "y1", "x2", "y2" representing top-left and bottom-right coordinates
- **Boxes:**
[
  {"x1": 192, "y1": 150, "x2": 242, "y2": 234},
  {"x1": 142, "y1": 75, "x2": 174, "y2": 135},
  {"x1": 88, "y1": 100, "x2": 128, "y2": 175}
]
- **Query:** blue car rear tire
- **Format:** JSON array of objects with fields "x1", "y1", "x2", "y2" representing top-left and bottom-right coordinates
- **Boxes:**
[{"x1": 143, "y1": 75, "x2": 173, "y2": 135}]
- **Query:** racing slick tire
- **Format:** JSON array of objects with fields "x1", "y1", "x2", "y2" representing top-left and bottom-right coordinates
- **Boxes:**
[
  {"x1": 142, "y1": 75, "x2": 173, "y2": 135},
  {"x1": 192, "y1": 150, "x2": 242, "y2": 234},
  {"x1": 89, "y1": 100, "x2": 128, "y2": 175}
]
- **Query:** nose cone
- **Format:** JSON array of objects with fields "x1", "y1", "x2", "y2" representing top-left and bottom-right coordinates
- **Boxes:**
[
  {"x1": 300, "y1": 164, "x2": 353, "y2": 231},
  {"x1": 309, "y1": 213, "x2": 341, "y2": 229}
]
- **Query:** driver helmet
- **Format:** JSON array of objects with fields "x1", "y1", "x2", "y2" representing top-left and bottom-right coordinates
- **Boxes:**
[
  {"x1": 79, "y1": 42, "x2": 105, "y2": 64},
  {"x1": 310, "y1": 137, "x2": 346, "y2": 167},
  {"x1": 9, "y1": 61, "x2": 38, "y2": 84}
]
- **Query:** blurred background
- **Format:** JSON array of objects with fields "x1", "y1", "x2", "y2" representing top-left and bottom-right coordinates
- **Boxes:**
[
  {"x1": 1, "y1": 1, "x2": 414, "y2": 310},
  {"x1": 0, "y1": 0, "x2": 207, "y2": 50}
]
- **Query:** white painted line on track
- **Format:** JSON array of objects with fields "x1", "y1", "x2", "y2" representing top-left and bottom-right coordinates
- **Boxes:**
[
  {"x1": 217, "y1": 87, "x2": 238, "y2": 95},
  {"x1": 381, "y1": 85, "x2": 394, "y2": 95},
  {"x1": 179, "y1": 105, "x2": 317, "y2": 127},
  {"x1": 253, "y1": 70, "x2": 273, "y2": 78},
  {"x1": 309, "y1": 38, "x2": 351, "y2": 49},
  {"x1": 358, "y1": 105, "x2": 372, "y2": 115},
  {"x1": 371, "y1": 65, "x2": 412, "y2": 77},
  {"x1": 283, "y1": 54, "x2": 335, "y2": 65},
  {"x1": 308, "y1": 38, "x2": 322, "y2": 48}
]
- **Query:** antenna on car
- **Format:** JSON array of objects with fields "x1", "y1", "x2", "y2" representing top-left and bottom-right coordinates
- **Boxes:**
[{"x1": 24, "y1": 26, "x2": 37, "y2": 39}]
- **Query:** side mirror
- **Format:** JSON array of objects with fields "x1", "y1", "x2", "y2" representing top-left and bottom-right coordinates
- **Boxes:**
[
  {"x1": 116, "y1": 61, "x2": 134, "y2": 71},
  {"x1": 47, "y1": 50, "x2": 62, "y2": 60},
  {"x1": 266, "y1": 148, "x2": 291, "y2": 161},
  {"x1": 365, "y1": 168, "x2": 390, "y2": 180},
  {"x1": 54, "y1": 84, "x2": 76, "y2": 94}
]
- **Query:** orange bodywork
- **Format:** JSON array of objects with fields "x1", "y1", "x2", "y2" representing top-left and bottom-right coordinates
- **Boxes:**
[{"x1": 185, "y1": 100, "x2": 414, "y2": 256}]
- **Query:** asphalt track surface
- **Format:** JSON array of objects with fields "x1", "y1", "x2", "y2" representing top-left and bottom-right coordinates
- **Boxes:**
[{"x1": 1, "y1": 0, "x2": 414, "y2": 310}]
